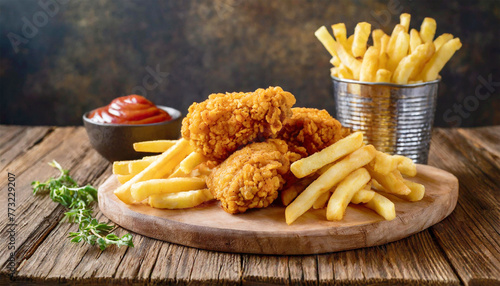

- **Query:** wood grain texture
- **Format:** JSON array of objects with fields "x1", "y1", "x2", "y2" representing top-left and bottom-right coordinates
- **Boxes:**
[
  {"x1": 0, "y1": 126, "x2": 499, "y2": 285},
  {"x1": 0, "y1": 127, "x2": 89, "y2": 270},
  {"x1": 0, "y1": 126, "x2": 52, "y2": 172},
  {"x1": 428, "y1": 127, "x2": 500, "y2": 286},
  {"x1": 327, "y1": 231, "x2": 460, "y2": 285},
  {"x1": 98, "y1": 164, "x2": 458, "y2": 255}
]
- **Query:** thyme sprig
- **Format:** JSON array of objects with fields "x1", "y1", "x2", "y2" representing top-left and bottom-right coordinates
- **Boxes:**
[{"x1": 32, "y1": 160, "x2": 133, "y2": 250}]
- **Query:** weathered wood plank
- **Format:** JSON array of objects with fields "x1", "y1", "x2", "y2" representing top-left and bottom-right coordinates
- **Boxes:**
[
  {"x1": 0, "y1": 128, "x2": 97, "y2": 271},
  {"x1": 149, "y1": 243, "x2": 186, "y2": 284},
  {"x1": 187, "y1": 249, "x2": 241, "y2": 285},
  {"x1": 319, "y1": 231, "x2": 460, "y2": 285},
  {"x1": 456, "y1": 127, "x2": 500, "y2": 170},
  {"x1": 317, "y1": 254, "x2": 334, "y2": 285},
  {"x1": 150, "y1": 243, "x2": 242, "y2": 285},
  {"x1": 241, "y1": 254, "x2": 289, "y2": 285},
  {"x1": 288, "y1": 255, "x2": 318, "y2": 285},
  {"x1": 13, "y1": 163, "x2": 117, "y2": 284},
  {"x1": 213, "y1": 252, "x2": 242, "y2": 285},
  {"x1": 0, "y1": 126, "x2": 52, "y2": 172},
  {"x1": 0, "y1": 125, "x2": 26, "y2": 148},
  {"x1": 442, "y1": 128, "x2": 500, "y2": 186},
  {"x1": 66, "y1": 211, "x2": 130, "y2": 282},
  {"x1": 0, "y1": 127, "x2": 78, "y2": 188},
  {"x1": 112, "y1": 235, "x2": 163, "y2": 283},
  {"x1": 428, "y1": 128, "x2": 500, "y2": 285},
  {"x1": 459, "y1": 126, "x2": 500, "y2": 153}
]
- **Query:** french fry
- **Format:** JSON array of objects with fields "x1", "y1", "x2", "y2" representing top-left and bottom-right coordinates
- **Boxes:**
[
  {"x1": 330, "y1": 55, "x2": 341, "y2": 67},
  {"x1": 129, "y1": 156, "x2": 160, "y2": 175},
  {"x1": 169, "y1": 152, "x2": 208, "y2": 178},
  {"x1": 318, "y1": 14, "x2": 460, "y2": 85},
  {"x1": 333, "y1": 42, "x2": 362, "y2": 79},
  {"x1": 400, "y1": 179, "x2": 425, "y2": 201},
  {"x1": 371, "y1": 179, "x2": 386, "y2": 192},
  {"x1": 331, "y1": 67, "x2": 339, "y2": 78},
  {"x1": 365, "y1": 192, "x2": 396, "y2": 220},
  {"x1": 316, "y1": 161, "x2": 335, "y2": 176},
  {"x1": 133, "y1": 140, "x2": 178, "y2": 153},
  {"x1": 338, "y1": 63, "x2": 354, "y2": 80},
  {"x1": 372, "y1": 29, "x2": 385, "y2": 50},
  {"x1": 417, "y1": 38, "x2": 461, "y2": 81},
  {"x1": 370, "y1": 151, "x2": 400, "y2": 175},
  {"x1": 400, "y1": 13, "x2": 411, "y2": 33},
  {"x1": 326, "y1": 168, "x2": 371, "y2": 220},
  {"x1": 285, "y1": 145, "x2": 377, "y2": 225},
  {"x1": 131, "y1": 177, "x2": 207, "y2": 202},
  {"x1": 434, "y1": 33, "x2": 453, "y2": 51},
  {"x1": 116, "y1": 174, "x2": 135, "y2": 184},
  {"x1": 363, "y1": 182, "x2": 372, "y2": 190},
  {"x1": 352, "y1": 22, "x2": 371, "y2": 58},
  {"x1": 113, "y1": 161, "x2": 131, "y2": 175},
  {"x1": 331, "y1": 23, "x2": 347, "y2": 46},
  {"x1": 359, "y1": 46, "x2": 379, "y2": 82},
  {"x1": 114, "y1": 138, "x2": 192, "y2": 204},
  {"x1": 291, "y1": 132, "x2": 364, "y2": 178},
  {"x1": 375, "y1": 69, "x2": 392, "y2": 83},
  {"x1": 387, "y1": 24, "x2": 405, "y2": 56},
  {"x1": 408, "y1": 42, "x2": 436, "y2": 80},
  {"x1": 380, "y1": 34, "x2": 390, "y2": 55},
  {"x1": 313, "y1": 191, "x2": 331, "y2": 209},
  {"x1": 393, "y1": 42, "x2": 434, "y2": 84},
  {"x1": 113, "y1": 156, "x2": 160, "y2": 176},
  {"x1": 315, "y1": 26, "x2": 339, "y2": 58},
  {"x1": 346, "y1": 35, "x2": 354, "y2": 55},
  {"x1": 409, "y1": 29, "x2": 422, "y2": 54},
  {"x1": 379, "y1": 34, "x2": 390, "y2": 70},
  {"x1": 393, "y1": 155, "x2": 417, "y2": 177},
  {"x1": 366, "y1": 165, "x2": 411, "y2": 195},
  {"x1": 351, "y1": 188, "x2": 375, "y2": 204},
  {"x1": 387, "y1": 30, "x2": 410, "y2": 72},
  {"x1": 149, "y1": 189, "x2": 213, "y2": 209},
  {"x1": 180, "y1": 152, "x2": 207, "y2": 174},
  {"x1": 420, "y1": 17, "x2": 437, "y2": 43},
  {"x1": 281, "y1": 175, "x2": 318, "y2": 206},
  {"x1": 360, "y1": 46, "x2": 380, "y2": 81}
]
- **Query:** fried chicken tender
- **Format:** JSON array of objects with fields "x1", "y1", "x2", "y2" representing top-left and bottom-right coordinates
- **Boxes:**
[
  {"x1": 181, "y1": 86, "x2": 296, "y2": 161},
  {"x1": 278, "y1": 107, "x2": 349, "y2": 158},
  {"x1": 206, "y1": 139, "x2": 296, "y2": 214}
]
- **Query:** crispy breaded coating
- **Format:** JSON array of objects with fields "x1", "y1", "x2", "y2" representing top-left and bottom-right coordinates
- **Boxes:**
[
  {"x1": 181, "y1": 86, "x2": 296, "y2": 161},
  {"x1": 206, "y1": 139, "x2": 293, "y2": 214},
  {"x1": 278, "y1": 107, "x2": 349, "y2": 158}
]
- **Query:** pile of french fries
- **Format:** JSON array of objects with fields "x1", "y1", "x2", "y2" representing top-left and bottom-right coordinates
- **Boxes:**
[
  {"x1": 113, "y1": 139, "x2": 213, "y2": 209},
  {"x1": 315, "y1": 13, "x2": 461, "y2": 84},
  {"x1": 112, "y1": 134, "x2": 424, "y2": 225},
  {"x1": 284, "y1": 132, "x2": 425, "y2": 225}
]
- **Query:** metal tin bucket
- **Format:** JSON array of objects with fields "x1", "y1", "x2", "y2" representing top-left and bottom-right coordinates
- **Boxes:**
[{"x1": 332, "y1": 77, "x2": 440, "y2": 164}]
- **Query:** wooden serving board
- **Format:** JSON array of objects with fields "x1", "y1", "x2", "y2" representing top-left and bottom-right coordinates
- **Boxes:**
[{"x1": 98, "y1": 164, "x2": 458, "y2": 255}]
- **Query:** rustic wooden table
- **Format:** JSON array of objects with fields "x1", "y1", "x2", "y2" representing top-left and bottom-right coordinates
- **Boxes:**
[{"x1": 0, "y1": 125, "x2": 499, "y2": 285}]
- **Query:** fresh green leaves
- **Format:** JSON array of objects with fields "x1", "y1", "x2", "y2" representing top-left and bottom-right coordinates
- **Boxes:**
[{"x1": 32, "y1": 160, "x2": 134, "y2": 250}]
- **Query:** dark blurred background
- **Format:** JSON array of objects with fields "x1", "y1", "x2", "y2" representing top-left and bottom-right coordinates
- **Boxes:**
[{"x1": 1, "y1": 0, "x2": 499, "y2": 127}]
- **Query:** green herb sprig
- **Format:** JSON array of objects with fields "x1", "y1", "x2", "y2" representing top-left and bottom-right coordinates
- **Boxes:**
[{"x1": 32, "y1": 160, "x2": 133, "y2": 250}]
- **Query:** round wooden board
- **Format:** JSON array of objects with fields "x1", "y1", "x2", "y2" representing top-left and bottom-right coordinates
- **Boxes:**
[{"x1": 98, "y1": 164, "x2": 458, "y2": 255}]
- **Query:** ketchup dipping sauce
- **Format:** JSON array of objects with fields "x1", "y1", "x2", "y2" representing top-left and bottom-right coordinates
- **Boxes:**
[{"x1": 88, "y1": 95, "x2": 171, "y2": 124}]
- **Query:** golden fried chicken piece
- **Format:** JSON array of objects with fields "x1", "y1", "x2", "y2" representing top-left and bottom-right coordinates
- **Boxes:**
[
  {"x1": 278, "y1": 107, "x2": 349, "y2": 158},
  {"x1": 181, "y1": 86, "x2": 296, "y2": 161},
  {"x1": 206, "y1": 139, "x2": 296, "y2": 214}
]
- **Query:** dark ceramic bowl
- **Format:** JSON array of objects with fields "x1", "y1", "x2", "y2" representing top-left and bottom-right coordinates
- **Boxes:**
[{"x1": 83, "y1": 106, "x2": 182, "y2": 162}]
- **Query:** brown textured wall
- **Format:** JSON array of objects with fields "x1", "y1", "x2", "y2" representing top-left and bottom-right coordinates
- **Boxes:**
[{"x1": 1, "y1": 0, "x2": 499, "y2": 127}]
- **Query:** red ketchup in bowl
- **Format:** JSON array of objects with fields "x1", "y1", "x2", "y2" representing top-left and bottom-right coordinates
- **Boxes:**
[{"x1": 88, "y1": 95, "x2": 171, "y2": 124}]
